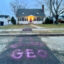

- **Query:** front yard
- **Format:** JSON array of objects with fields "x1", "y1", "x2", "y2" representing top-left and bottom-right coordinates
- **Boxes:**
[
  {"x1": 36, "y1": 24, "x2": 64, "y2": 28},
  {"x1": 0, "y1": 24, "x2": 64, "y2": 29},
  {"x1": 0, "y1": 25, "x2": 25, "y2": 29},
  {"x1": 0, "y1": 24, "x2": 64, "y2": 34},
  {"x1": 0, "y1": 25, "x2": 33, "y2": 29}
]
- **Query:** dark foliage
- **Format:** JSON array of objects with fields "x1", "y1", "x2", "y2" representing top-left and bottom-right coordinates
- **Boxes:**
[
  {"x1": 11, "y1": 17, "x2": 16, "y2": 25},
  {"x1": 43, "y1": 18, "x2": 53, "y2": 24}
]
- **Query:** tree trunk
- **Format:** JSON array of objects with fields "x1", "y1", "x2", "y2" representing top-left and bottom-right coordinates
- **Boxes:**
[{"x1": 55, "y1": 15, "x2": 59, "y2": 24}]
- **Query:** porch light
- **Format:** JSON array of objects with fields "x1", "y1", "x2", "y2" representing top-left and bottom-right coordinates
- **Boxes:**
[{"x1": 27, "y1": 16, "x2": 35, "y2": 21}]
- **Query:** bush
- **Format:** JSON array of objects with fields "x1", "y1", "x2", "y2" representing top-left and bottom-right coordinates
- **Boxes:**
[
  {"x1": 58, "y1": 19, "x2": 64, "y2": 23},
  {"x1": 43, "y1": 17, "x2": 53, "y2": 24},
  {"x1": 11, "y1": 17, "x2": 16, "y2": 25}
]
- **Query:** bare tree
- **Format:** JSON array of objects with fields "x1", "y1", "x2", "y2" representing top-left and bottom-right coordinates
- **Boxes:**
[
  {"x1": 37, "y1": 0, "x2": 64, "y2": 24},
  {"x1": 10, "y1": 0, "x2": 27, "y2": 16},
  {"x1": 49, "y1": 0, "x2": 64, "y2": 24}
]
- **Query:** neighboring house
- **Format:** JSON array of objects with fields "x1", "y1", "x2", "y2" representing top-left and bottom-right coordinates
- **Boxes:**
[
  {"x1": 0, "y1": 15, "x2": 11, "y2": 25},
  {"x1": 0, "y1": 21, "x2": 4, "y2": 26},
  {"x1": 59, "y1": 16, "x2": 64, "y2": 21},
  {"x1": 58, "y1": 15, "x2": 64, "y2": 23},
  {"x1": 16, "y1": 5, "x2": 45, "y2": 24}
]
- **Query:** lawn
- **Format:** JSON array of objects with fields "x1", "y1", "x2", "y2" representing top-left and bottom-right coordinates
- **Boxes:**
[
  {"x1": 0, "y1": 25, "x2": 26, "y2": 29},
  {"x1": 36, "y1": 24, "x2": 64, "y2": 28},
  {"x1": 33, "y1": 30, "x2": 64, "y2": 34}
]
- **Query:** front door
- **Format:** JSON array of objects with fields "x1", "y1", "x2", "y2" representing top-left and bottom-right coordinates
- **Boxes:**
[
  {"x1": 30, "y1": 18, "x2": 32, "y2": 23},
  {"x1": 27, "y1": 15, "x2": 35, "y2": 23}
]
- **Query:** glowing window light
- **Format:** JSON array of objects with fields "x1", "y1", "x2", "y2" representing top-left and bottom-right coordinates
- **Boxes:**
[{"x1": 27, "y1": 16, "x2": 35, "y2": 21}]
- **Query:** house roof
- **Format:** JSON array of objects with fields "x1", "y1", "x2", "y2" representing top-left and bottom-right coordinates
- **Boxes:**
[
  {"x1": 16, "y1": 9, "x2": 45, "y2": 17},
  {"x1": 0, "y1": 15, "x2": 9, "y2": 18}
]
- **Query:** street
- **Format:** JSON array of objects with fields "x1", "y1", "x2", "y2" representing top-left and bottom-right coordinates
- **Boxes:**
[{"x1": 0, "y1": 36, "x2": 60, "y2": 64}]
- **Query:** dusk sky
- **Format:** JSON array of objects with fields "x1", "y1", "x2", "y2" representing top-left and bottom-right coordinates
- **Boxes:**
[{"x1": 0, "y1": 0, "x2": 47, "y2": 16}]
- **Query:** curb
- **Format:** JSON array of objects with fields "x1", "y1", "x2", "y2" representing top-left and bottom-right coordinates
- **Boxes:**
[
  {"x1": 0, "y1": 28, "x2": 64, "y2": 32},
  {"x1": 0, "y1": 33, "x2": 64, "y2": 36}
]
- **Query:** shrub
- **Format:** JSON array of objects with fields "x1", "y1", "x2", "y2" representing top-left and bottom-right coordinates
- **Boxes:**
[
  {"x1": 11, "y1": 17, "x2": 16, "y2": 25},
  {"x1": 43, "y1": 17, "x2": 53, "y2": 24}
]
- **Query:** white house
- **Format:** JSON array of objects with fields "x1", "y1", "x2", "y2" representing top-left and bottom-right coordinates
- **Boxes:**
[
  {"x1": 0, "y1": 15, "x2": 12, "y2": 25},
  {"x1": 16, "y1": 5, "x2": 45, "y2": 24}
]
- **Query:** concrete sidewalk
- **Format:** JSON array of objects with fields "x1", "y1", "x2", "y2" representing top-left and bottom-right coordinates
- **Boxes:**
[
  {"x1": 31, "y1": 24, "x2": 46, "y2": 29},
  {"x1": 0, "y1": 33, "x2": 64, "y2": 36},
  {"x1": 0, "y1": 28, "x2": 64, "y2": 32},
  {"x1": 0, "y1": 29, "x2": 23, "y2": 32},
  {"x1": 40, "y1": 36, "x2": 64, "y2": 51}
]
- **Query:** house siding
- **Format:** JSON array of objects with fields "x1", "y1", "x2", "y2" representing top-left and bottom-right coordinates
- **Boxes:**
[{"x1": 17, "y1": 16, "x2": 44, "y2": 24}]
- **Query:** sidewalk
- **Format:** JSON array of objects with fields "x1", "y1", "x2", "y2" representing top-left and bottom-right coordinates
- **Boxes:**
[
  {"x1": 0, "y1": 29, "x2": 23, "y2": 32},
  {"x1": 0, "y1": 33, "x2": 64, "y2": 36},
  {"x1": 0, "y1": 28, "x2": 64, "y2": 32},
  {"x1": 0, "y1": 24, "x2": 64, "y2": 35},
  {"x1": 31, "y1": 24, "x2": 46, "y2": 29}
]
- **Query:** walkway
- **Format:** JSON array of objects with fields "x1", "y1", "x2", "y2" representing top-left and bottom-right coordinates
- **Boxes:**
[
  {"x1": 31, "y1": 24, "x2": 46, "y2": 29},
  {"x1": 0, "y1": 36, "x2": 60, "y2": 64}
]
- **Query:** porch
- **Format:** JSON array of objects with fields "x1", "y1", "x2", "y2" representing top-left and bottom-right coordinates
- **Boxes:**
[{"x1": 17, "y1": 15, "x2": 43, "y2": 24}]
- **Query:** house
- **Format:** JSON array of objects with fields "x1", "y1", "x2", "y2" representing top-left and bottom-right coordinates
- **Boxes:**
[
  {"x1": 0, "y1": 21, "x2": 4, "y2": 26},
  {"x1": 16, "y1": 5, "x2": 45, "y2": 24},
  {"x1": 0, "y1": 15, "x2": 11, "y2": 25},
  {"x1": 58, "y1": 15, "x2": 64, "y2": 23}
]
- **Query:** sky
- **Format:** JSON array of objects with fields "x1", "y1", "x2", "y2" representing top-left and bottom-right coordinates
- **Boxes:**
[
  {"x1": 0, "y1": 0, "x2": 12, "y2": 15},
  {"x1": 0, "y1": 0, "x2": 64, "y2": 17},
  {"x1": 0, "y1": 0, "x2": 48, "y2": 17}
]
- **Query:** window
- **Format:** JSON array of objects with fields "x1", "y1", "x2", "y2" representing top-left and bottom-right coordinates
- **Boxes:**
[
  {"x1": 26, "y1": 18, "x2": 28, "y2": 21},
  {"x1": 37, "y1": 17, "x2": 40, "y2": 21},
  {"x1": 20, "y1": 18, "x2": 22, "y2": 21},
  {"x1": 22, "y1": 17, "x2": 24, "y2": 21},
  {"x1": 18, "y1": 18, "x2": 20, "y2": 21},
  {"x1": 34, "y1": 18, "x2": 37, "y2": 21},
  {"x1": 24, "y1": 18, "x2": 26, "y2": 21},
  {"x1": 18, "y1": 18, "x2": 22, "y2": 21}
]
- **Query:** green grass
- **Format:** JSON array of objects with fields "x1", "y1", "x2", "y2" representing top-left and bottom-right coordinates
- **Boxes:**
[
  {"x1": 0, "y1": 24, "x2": 64, "y2": 29},
  {"x1": 0, "y1": 25, "x2": 26, "y2": 29},
  {"x1": 36, "y1": 24, "x2": 64, "y2": 28},
  {"x1": 33, "y1": 30, "x2": 64, "y2": 34}
]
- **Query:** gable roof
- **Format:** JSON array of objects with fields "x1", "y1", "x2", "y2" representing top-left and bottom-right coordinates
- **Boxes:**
[
  {"x1": 16, "y1": 9, "x2": 45, "y2": 17},
  {"x1": 0, "y1": 15, "x2": 9, "y2": 18}
]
